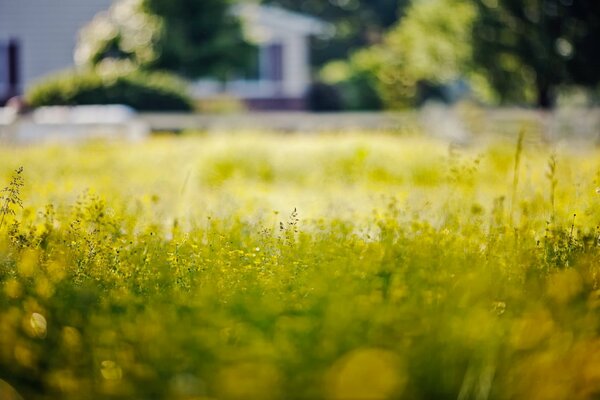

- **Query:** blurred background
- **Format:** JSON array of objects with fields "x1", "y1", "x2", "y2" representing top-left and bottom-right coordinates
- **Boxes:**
[{"x1": 0, "y1": 0, "x2": 599, "y2": 114}]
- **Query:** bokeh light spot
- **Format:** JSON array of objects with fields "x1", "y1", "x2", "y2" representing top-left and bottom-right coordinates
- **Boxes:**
[
  {"x1": 327, "y1": 348, "x2": 406, "y2": 400},
  {"x1": 100, "y1": 360, "x2": 123, "y2": 381},
  {"x1": 30, "y1": 312, "x2": 47, "y2": 339}
]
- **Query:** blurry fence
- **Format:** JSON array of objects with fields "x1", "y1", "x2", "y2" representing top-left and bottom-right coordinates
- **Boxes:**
[
  {"x1": 1, "y1": 106, "x2": 599, "y2": 144},
  {"x1": 140, "y1": 112, "x2": 420, "y2": 134},
  {"x1": 140, "y1": 106, "x2": 600, "y2": 143},
  {"x1": 0, "y1": 105, "x2": 148, "y2": 144}
]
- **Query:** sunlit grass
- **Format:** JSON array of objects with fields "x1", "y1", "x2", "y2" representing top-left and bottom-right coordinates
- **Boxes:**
[{"x1": 0, "y1": 131, "x2": 599, "y2": 399}]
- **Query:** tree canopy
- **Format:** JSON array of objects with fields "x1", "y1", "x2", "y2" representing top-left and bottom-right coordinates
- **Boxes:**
[
  {"x1": 263, "y1": 0, "x2": 410, "y2": 66},
  {"x1": 373, "y1": 0, "x2": 477, "y2": 108},
  {"x1": 471, "y1": 0, "x2": 600, "y2": 108},
  {"x1": 76, "y1": 0, "x2": 253, "y2": 79},
  {"x1": 321, "y1": 0, "x2": 478, "y2": 109},
  {"x1": 325, "y1": 0, "x2": 600, "y2": 109}
]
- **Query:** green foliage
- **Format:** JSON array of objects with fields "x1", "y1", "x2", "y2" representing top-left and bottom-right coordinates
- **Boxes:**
[
  {"x1": 320, "y1": 58, "x2": 383, "y2": 111},
  {"x1": 1, "y1": 134, "x2": 600, "y2": 399},
  {"x1": 376, "y1": 0, "x2": 477, "y2": 108},
  {"x1": 328, "y1": 0, "x2": 483, "y2": 109},
  {"x1": 263, "y1": 0, "x2": 410, "y2": 66},
  {"x1": 26, "y1": 67, "x2": 194, "y2": 112},
  {"x1": 330, "y1": 0, "x2": 600, "y2": 109},
  {"x1": 306, "y1": 82, "x2": 344, "y2": 112},
  {"x1": 76, "y1": 0, "x2": 253, "y2": 79},
  {"x1": 471, "y1": 0, "x2": 600, "y2": 108}
]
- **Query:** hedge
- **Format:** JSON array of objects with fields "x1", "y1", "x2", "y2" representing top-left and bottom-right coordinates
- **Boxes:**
[{"x1": 26, "y1": 69, "x2": 195, "y2": 112}]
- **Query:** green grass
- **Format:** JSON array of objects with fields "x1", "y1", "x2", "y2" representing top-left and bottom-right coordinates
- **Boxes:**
[{"x1": 0, "y1": 132, "x2": 599, "y2": 400}]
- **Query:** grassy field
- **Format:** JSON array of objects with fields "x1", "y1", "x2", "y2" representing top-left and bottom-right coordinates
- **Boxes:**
[{"x1": 1, "y1": 132, "x2": 599, "y2": 400}]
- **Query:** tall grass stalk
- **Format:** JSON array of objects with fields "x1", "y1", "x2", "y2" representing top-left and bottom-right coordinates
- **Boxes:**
[
  {"x1": 0, "y1": 167, "x2": 24, "y2": 230},
  {"x1": 546, "y1": 153, "x2": 557, "y2": 223},
  {"x1": 510, "y1": 129, "x2": 525, "y2": 226}
]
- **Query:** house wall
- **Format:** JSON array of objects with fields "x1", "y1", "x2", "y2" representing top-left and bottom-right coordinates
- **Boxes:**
[
  {"x1": 194, "y1": 26, "x2": 314, "y2": 107},
  {"x1": 237, "y1": 4, "x2": 327, "y2": 102},
  {"x1": 0, "y1": 0, "x2": 112, "y2": 92},
  {"x1": 282, "y1": 34, "x2": 310, "y2": 98},
  {"x1": 258, "y1": 27, "x2": 311, "y2": 99}
]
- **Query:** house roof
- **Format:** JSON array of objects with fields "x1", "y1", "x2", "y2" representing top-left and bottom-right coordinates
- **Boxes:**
[{"x1": 234, "y1": 4, "x2": 333, "y2": 39}]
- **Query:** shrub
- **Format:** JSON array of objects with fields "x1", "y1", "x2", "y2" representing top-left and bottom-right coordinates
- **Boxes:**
[
  {"x1": 26, "y1": 68, "x2": 195, "y2": 112},
  {"x1": 320, "y1": 0, "x2": 485, "y2": 110},
  {"x1": 306, "y1": 82, "x2": 343, "y2": 112},
  {"x1": 319, "y1": 58, "x2": 383, "y2": 111}
]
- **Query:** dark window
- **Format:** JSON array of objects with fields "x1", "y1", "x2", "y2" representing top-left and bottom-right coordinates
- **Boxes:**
[
  {"x1": 265, "y1": 43, "x2": 283, "y2": 82},
  {"x1": 0, "y1": 38, "x2": 20, "y2": 103},
  {"x1": 0, "y1": 41, "x2": 9, "y2": 102}
]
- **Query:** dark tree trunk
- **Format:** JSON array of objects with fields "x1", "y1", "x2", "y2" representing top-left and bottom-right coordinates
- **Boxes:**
[{"x1": 537, "y1": 84, "x2": 554, "y2": 109}]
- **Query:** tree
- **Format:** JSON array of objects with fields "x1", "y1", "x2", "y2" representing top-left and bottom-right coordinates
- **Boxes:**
[
  {"x1": 262, "y1": 0, "x2": 410, "y2": 66},
  {"x1": 75, "y1": 0, "x2": 253, "y2": 79},
  {"x1": 327, "y1": 0, "x2": 477, "y2": 109},
  {"x1": 471, "y1": 0, "x2": 600, "y2": 108}
]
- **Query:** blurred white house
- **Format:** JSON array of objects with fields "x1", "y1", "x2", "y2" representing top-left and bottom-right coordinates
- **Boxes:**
[
  {"x1": 0, "y1": 1, "x2": 330, "y2": 110},
  {"x1": 195, "y1": 4, "x2": 331, "y2": 110}
]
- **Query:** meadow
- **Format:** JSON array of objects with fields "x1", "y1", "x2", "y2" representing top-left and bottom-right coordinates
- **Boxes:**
[{"x1": 0, "y1": 131, "x2": 599, "y2": 400}]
